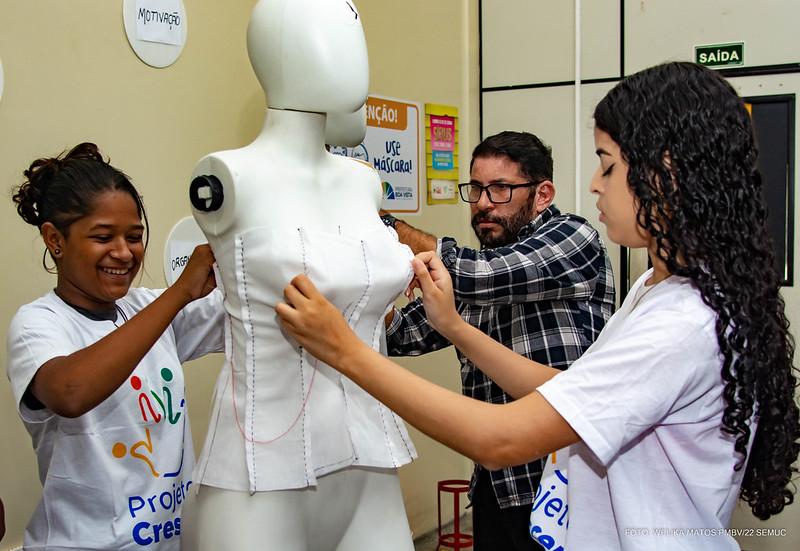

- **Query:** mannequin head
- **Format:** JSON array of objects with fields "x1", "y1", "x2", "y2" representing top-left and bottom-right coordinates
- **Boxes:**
[
  {"x1": 325, "y1": 106, "x2": 367, "y2": 147},
  {"x1": 248, "y1": 0, "x2": 369, "y2": 113}
]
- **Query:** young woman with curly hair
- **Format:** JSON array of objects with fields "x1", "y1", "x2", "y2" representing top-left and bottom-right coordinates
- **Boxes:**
[{"x1": 275, "y1": 62, "x2": 800, "y2": 550}]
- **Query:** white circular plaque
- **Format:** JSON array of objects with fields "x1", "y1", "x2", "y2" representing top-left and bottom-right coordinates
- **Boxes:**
[
  {"x1": 163, "y1": 216, "x2": 206, "y2": 285},
  {"x1": 122, "y1": 0, "x2": 187, "y2": 68}
]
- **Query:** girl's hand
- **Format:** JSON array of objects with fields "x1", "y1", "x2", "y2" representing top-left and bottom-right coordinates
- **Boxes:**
[
  {"x1": 173, "y1": 244, "x2": 217, "y2": 303},
  {"x1": 276, "y1": 275, "x2": 364, "y2": 369},
  {"x1": 411, "y1": 251, "x2": 463, "y2": 338},
  {"x1": 404, "y1": 276, "x2": 420, "y2": 302}
]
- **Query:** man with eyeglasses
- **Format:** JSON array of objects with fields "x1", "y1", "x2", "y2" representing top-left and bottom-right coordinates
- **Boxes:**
[{"x1": 381, "y1": 131, "x2": 615, "y2": 551}]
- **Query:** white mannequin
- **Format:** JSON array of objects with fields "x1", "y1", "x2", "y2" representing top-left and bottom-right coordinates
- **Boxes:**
[
  {"x1": 325, "y1": 105, "x2": 368, "y2": 148},
  {"x1": 181, "y1": 1, "x2": 416, "y2": 550}
]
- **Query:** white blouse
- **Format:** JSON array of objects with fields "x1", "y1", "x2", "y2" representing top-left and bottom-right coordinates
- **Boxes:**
[{"x1": 194, "y1": 225, "x2": 417, "y2": 492}]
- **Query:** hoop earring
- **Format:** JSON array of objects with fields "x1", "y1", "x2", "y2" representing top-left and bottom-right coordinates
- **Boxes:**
[{"x1": 42, "y1": 248, "x2": 57, "y2": 274}]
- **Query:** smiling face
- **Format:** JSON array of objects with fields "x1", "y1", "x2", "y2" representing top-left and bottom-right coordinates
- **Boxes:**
[
  {"x1": 46, "y1": 191, "x2": 145, "y2": 312},
  {"x1": 591, "y1": 128, "x2": 650, "y2": 249}
]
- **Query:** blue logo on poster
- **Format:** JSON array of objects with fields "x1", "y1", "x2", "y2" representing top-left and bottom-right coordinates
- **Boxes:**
[{"x1": 382, "y1": 181, "x2": 396, "y2": 200}]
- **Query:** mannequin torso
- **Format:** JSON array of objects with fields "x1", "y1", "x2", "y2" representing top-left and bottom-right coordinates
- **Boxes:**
[
  {"x1": 182, "y1": 3, "x2": 417, "y2": 547},
  {"x1": 183, "y1": 87, "x2": 415, "y2": 551}
]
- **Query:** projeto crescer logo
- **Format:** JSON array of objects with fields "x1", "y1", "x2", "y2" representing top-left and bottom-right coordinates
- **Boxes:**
[{"x1": 112, "y1": 367, "x2": 191, "y2": 546}]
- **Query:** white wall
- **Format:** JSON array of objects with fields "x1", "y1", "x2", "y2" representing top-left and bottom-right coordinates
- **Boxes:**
[
  {"x1": 625, "y1": 0, "x2": 797, "y2": 73},
  {"x1": 482, "y1": 0, "x2": 620, "y2": 87},
  {"x1": 480, "y1": 1, "x2": 800, "y2": 549}
]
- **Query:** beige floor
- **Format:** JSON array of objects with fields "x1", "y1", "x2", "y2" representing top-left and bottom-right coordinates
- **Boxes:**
[{"x1": 414, "y1": 514, "x2": 473, "y2": 551}]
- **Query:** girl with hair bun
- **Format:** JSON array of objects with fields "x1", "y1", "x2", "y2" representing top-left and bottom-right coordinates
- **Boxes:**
[
  {"x1": 7, "y1": 143, "x2": 224, "y2": 550},
  {"x1": 275, "y1": 62, "x2": 800, "y2": 550}
]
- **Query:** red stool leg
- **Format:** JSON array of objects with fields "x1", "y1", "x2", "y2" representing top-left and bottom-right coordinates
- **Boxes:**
[
  {"x1": 436, "y1": 479, "x2": 473, "y2": 550},
  {"x1": 452, "y1": 487, "x2": 461, "y2": 549},
  {"x1": 437, "y1": 481, "x2": 444, "y2": 543}
]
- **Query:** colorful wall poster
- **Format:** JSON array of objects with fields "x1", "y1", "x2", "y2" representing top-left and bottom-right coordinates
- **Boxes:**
[{"x1": 425, "y1": 103, "x2": 459, "y2": 205}]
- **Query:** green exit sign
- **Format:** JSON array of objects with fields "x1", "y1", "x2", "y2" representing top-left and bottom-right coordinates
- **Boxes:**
[{"x1": 695, "y1": 42, "x2": 744, "y2": 67}]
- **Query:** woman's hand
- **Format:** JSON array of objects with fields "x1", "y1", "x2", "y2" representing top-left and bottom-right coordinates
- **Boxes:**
[
  {"x1": 276, "y1": 275, "x2": 365, "y2": 371},
  {"x1": 173, "y1": 244, "x2": 217, "y2": 303},
  {"x1": 411, "y1": 251, "x2": 464, "y2": 338}
]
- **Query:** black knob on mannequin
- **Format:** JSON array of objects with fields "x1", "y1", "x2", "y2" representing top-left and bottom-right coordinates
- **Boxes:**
[{"x1": 190, "y1": 175, "x2": 225, "y2": 212}]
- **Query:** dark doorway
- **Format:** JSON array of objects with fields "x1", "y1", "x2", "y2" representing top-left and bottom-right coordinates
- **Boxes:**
[{"x1": 746, "y1": 94, "x2": 795, "y2": 286}]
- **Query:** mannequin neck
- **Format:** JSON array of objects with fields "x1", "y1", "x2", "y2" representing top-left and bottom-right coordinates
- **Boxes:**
[{"x1": 252, "y1": 108, "x2": 327, "y2": 159}]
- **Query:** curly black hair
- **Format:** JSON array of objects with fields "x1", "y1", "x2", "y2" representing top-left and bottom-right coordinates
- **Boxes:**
[
  {"x1": 594, "y1": 61, "x2": 800, "y2": 520},
  {"x1": 12, "y1": 142, "x2": 149, "y2": 271}
]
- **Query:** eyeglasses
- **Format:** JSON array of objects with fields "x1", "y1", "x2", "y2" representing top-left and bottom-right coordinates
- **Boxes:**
[{"x1": 457, "y1": 182, "x2": 539, "y2": 204}]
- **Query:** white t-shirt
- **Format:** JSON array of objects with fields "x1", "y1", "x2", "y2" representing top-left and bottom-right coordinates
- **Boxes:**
[
  {"x1": 538, "y1": 269, "x2": 750, "y2": 551},
  {"x1": 7, "y1": 288, "x2": 224, "y2": 551}
]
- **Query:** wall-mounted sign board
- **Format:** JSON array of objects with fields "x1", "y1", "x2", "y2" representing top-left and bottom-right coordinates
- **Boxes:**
[
  {"x1": 163, "y1": 216, "x2": 207, "y2": 285},
  {"x1": 123, "y1": 0, "x2": 188, "y2": 68},
  {"x1": 425, "y1": 103, "x2": 459, "y2": 205},
  {"x1": 695, "y1": 42, "x2": 744, "y2": 68}
]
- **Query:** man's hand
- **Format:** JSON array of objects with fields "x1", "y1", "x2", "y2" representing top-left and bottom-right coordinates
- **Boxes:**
[{"x1": 379, "y1": 211, "x2": 438, "y2": 255}]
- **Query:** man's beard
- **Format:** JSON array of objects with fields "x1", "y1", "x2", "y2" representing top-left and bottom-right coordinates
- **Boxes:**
[{"x1": 471, "y1": 199, "x2": 536, "y2": 248}]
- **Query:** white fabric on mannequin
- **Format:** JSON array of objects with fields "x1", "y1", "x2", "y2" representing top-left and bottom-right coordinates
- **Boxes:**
[{"x1": 183, "y1": 1, "x2": 415, "y2": 549}]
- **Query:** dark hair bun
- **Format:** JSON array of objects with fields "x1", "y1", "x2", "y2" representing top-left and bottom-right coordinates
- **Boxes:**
[
  {"x1": 14, "y1": 157, "x2": 60, "y2": 227},
  {"x1": 64, "y1": 142, "x2": 105, "y2": 164},
  {"x1": 12, "y1": 142, "x2": 107, "y2": 228}
]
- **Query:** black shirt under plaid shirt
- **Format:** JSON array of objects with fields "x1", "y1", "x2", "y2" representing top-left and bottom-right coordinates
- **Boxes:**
[{"x1": 386, "y1": 205, "x2": 615, "y2": 508}]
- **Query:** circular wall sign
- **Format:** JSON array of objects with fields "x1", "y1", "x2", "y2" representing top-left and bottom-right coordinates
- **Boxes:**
[
  {"x1": 163, "y1": 216, "x2": 207, "y2": 285},
  {"x1": 122, "y1": 0, "x2": 187, "y2": 68}
]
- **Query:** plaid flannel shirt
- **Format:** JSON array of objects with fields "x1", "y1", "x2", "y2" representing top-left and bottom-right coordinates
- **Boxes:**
[{"x1": 386, "y1": 205, "x2": 615, "y2": 508}]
